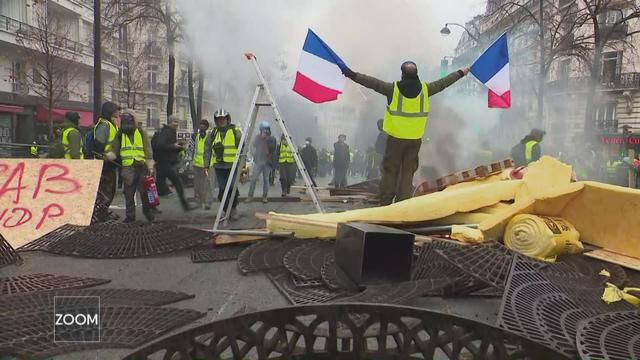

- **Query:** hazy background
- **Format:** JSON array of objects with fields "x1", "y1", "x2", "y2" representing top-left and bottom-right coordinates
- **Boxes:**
[{"x1": 176, "y1": 0, "x2": 506, "y2": 178}]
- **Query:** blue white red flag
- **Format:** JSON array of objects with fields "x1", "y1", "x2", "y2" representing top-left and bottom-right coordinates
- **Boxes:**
[
  {"x1": 293, "y1": 29, "x2": 347, "y2": 103},
  {"x1": 470, "y1": 32, "x2": 511, "y2": 108}
]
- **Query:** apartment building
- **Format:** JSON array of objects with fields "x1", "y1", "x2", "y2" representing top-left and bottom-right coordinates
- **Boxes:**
[{"x1": 0, "y1": 0, "x2": 118, "y2": 150}]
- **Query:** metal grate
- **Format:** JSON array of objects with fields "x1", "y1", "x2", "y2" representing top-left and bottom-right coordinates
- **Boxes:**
[
  {"x1": 436, "y1": 241, "x2": 515, "y2": 289},
  {"x1": 0, "y1": 306, "x2": 205, "y2": 359},
  {"x1": 267, "y1": 269, "x2": 347, "y2": 305},
  {"x1": 577, "y1": 310, "x2": 640, "y2": 360},
  {"x1": 191, "y1": 243, "x2": 250, "y2": 263},
  {"x1": 321, "y1": 255, "x2": 360, "y2": 291},
  {"x1": 554, "y1": 254, "x2": 629, "y2": 287},
  {"x1": 0, "y1": 273, "x2": 110, "y2": 295},
  {"x1": 0, "y1": 288, "x2": 195, "y2": 317},
  {"x1": 0, "y1": 233, "x2": 21, "y2": 268},
  {"x1": 17, "y1": 224, "x2": 85, "y2": 252},
  {"x1": 291, "y1": 276, "x2": 325, "y2": 288},
  {"x1": 18, "y1": 223, "x2": 211, "y2": 258},
  {"x1": 340, "y1": 278, "x2": 454, "y2": 305},
  {"x1": 237, "y1": 240, "x2": 305, "y2": 274},
  {"x1": 283, "y1": 240, "x2": 334, "y2": 280},
  {"x1": 123, "y1": 303, "x2": 566, "y2": 360},
  {"x1": 411, "y1": 239, "x2": 464, "y2": 280}
]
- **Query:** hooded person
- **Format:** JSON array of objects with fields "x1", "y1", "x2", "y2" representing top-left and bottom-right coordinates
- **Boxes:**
[
  {"x1": 511, "y1": 128, "x2": 546, "y2": 167},
  {"x1": 342, "y1": 61, "x2": 469, "y2": 205},
  {"x1": 111, "y1": 110, "x2": 155, "y2": 222},
  {"x1": 93, "y1": 101, "x2": 121, "y2": 222},
  {"x1": 332, "y1": 134, "x2": 350, "y2": 188},
  {"x1": 60, "y1": 112, "x2": 83, "y2": 159}
]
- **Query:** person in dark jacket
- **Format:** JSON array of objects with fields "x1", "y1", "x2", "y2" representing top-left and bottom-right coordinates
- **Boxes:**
[
  {"x1": 60, "y1": 112, "x2": 83, "y2": 159},
  {"x1": 300, "y1": 137, "x2": 318, "y2": 187},
  {"x1": 333, "y1": 134, "x2": 350, "y2": 188},
  {"x1": 247, "y1": 121, "x2": 277, "y2": 203},
  {"x1": 343, "y1": 62, "x2": 468, "y2": 205},
  {"x1": 511, "y1": 128, "x2": 545, "y2": 167},
  {"x1": 155, "y1": 115, "x2": 192, "y2": 211},
  {"x1": 94, "y1": 101, "x2": 121, "y2": 222}
]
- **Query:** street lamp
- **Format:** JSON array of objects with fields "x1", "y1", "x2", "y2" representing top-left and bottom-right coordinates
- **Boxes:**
[{"x1": 440, "y1": 23, "x2": 480, "y2": 43}]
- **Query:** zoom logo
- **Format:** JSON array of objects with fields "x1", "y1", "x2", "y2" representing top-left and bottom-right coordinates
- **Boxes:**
[{"x1": 53, "y1": 296, "x2": 100, "y2": 343}]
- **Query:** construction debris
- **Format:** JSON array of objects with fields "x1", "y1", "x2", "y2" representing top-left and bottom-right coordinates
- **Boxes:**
[
  {"x1": 504, "y1": 214, "x2": 583, "y2": 261},
  {"x1": 0, "y1": 233, "x2": 22, "y2": 268}
]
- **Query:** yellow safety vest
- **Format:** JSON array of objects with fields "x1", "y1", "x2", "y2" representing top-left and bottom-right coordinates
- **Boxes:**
[
  {"x1": 212, "y1": 127, "x2": 239, "y2": 164},
  {"x1": 120, "y1": 129, "x2": 146, "y2": 166},
  {"x1": 525, "y1": 140, "x2": 538, "y2": 164},
  {"x1": 94, "y1": 118, "x2": 118, "y2": 152},
  {"x1": 192, "y1": 132, "x2": 209, "y2": 168},
  {"x1": 279, "y1": 143, "x2": 295, "y2": 164},
  {"x1": 62, "y1": 127, "x2": 84, "y2": 159},
  {"x1": 383, "y1": 81, "x2": 430, "y2": 139},
  {"x1": 30, "y1": 144, "x2": 38, "y2": 156}
]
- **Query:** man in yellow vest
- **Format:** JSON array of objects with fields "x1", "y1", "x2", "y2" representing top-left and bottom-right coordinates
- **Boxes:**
[
  {"x1": 61, "y1": 112, "x2": 83, "y2": 159},
  {"x1": 111, "y1": 110, "x2": 154, "y2": 223},
  {"x1": 192, "y1": 119, "x2": 213, "y2": 210},
  {"x1": 343, "y1": 62, "x2": 469, "y2": 205},
  {"x1": 30, "y1": 141, "x2": 39, "y2": 158},
  {"x1": 511, "y1": 129, "x2": 545, "y2": 167},
  {"x1": 203, "y1": 108, "x2": 242, "y2": 221},
  {"x1": 94, "y1": 101, "x2": 121, "y2": 221},
  {"x1": 278, "y1": 133, "x2": 297, "y2": 197}
]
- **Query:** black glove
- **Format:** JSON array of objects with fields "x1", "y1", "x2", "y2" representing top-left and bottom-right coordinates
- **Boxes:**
[{"x1": 342, "y1": 66, "x2": 355, "y2": 79}]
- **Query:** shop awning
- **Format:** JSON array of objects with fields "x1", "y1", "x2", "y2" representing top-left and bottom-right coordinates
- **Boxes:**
[
  {"x1": 0, "y1": 104, "x2": 25, "y2": 113},
  {"x1": 35, "y1": 106, "x2": 94, "y2": 127}
]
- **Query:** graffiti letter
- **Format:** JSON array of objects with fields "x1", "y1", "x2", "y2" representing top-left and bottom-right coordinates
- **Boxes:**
[
  {"x1": 33, "y1": 164, "x2": 81, "y2": 199},
  {"x1": 0, "y1": 162, "x2": 26, "y2": 204},
  {"x1": 35, "y1": 203, "x2": 64, "y2": 230},
  {"x1": 3, "y1": 207, "x2": 32, "y2": 228}
]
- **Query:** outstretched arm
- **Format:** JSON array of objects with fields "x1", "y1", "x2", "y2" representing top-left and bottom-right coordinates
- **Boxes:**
[
  {"x1": 343, "y1": 68, "x2": 394, "y2": 99},
  {"x1": 426, "y1": 68, "x2": 468, "y2": 96}
]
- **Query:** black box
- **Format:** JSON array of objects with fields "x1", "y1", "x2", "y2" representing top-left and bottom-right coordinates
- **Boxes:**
[{"x1": 335, "y1": 222, "x2": 414, "y2": 286}]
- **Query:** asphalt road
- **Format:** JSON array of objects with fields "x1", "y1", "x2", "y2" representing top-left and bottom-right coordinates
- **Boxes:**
[{"x1": 1, "y1": 175, "x2": 500, "y2": 359}]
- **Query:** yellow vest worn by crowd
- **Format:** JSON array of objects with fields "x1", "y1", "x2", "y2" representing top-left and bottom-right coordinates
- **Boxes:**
[
  {"x1": 120, "y1": 129, "x2": 146, "y2": 166},
  {"x1": 525, "y1": 140, "x2": 539, "y2": 164},
  {"x1": 94, "y1": 118, "x2": 118, "y2": 152},
  {"x1": 383, "y1": 81, "x2": 430, "y2": 140},
  {"x1": 192, "y1": 132, "x2": 211, "y2": 168},
  {"x1": 62, "y1": 127, "x2": 84, "y2": 159},
  {"x1": 279, "y1": 143, "x2": 295, "y2": 164},
  {"x1": 212, "y1": 126, "x2": 239, "y2": 164},
  {"x1": 30, "y1": 143, "x2": 38, "y2": 156}
]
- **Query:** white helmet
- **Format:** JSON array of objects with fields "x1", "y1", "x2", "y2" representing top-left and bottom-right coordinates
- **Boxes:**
[{"x1": 214, "y1": 108, "x2": 229, "y2": 118}]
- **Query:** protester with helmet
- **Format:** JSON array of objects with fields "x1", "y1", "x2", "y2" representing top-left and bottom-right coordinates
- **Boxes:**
[
  {"x1": 203, "y1": 108, "x2": 243, "y2": 221},
  {"x1": 246, "y1": 120, "x2": 277, "y2": 203}
]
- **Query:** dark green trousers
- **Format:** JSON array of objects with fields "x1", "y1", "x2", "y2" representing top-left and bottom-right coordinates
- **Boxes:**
[{"x1": 380, "y1": 136, "x2": 421, "y2": 206}]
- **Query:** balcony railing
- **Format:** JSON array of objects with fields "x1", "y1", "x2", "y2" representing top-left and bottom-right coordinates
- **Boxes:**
[
  {"x1": 547, "y1": 72, "x2": 640, "y2": 92},
  {"x1": 0, "y1": 14, "x2": 117, "y2": 67}
]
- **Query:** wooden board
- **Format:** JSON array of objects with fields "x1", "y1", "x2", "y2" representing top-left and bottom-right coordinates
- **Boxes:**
[
  {"x1": 584, "y1": 248, "x2": 640, "y2": 272},
  {"x1": 215, "y1": 234, "x2": 266, "y2": 245},
  {"x1": 0, "y1": 159, "x2": 103, "y2": 248}
]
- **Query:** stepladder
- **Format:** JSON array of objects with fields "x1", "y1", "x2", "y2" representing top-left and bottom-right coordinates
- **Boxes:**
[{"x1": 213, "y1": 53, "x2": 325, "y2": 230}]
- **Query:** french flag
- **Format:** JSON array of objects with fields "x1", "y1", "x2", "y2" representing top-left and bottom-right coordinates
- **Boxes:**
[
  {"x1": 470, "y1": 32, "x2": 511, "y2": 108},
  {"x1": 293, "y1": 29, "x2": 347, "y2": 103}
]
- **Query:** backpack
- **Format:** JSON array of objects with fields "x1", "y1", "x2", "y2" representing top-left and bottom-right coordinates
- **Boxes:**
[{"x1": 83, "y1": 131, "x2": 95, "y2": 159}]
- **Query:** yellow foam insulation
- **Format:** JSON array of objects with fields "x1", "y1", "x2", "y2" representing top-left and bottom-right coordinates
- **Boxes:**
[
  {"x1": 451, "y1": 225, "x2": 484, "y2": 243},
  {"x1": 266, "y1": 180, "x2": 523, "y2": 239},
  {"x1": 515, "y1": 156, "x2": 574, "y2": 202},
  {"x1": 503, "y1": 214, "x2": 583, "y2": 262}
]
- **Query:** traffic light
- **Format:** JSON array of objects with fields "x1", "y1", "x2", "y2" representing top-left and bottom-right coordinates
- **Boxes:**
[{"x1": 440, "y1": 58, "x2": 449, "y2": 77}]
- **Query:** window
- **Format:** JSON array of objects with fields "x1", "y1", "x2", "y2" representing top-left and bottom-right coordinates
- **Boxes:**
[
  {"x1": 601, "y1": 51, "x2": 622, "y2": 84},
  {"x1": 118, "y1": 62, "x2": 129, "y2": 88},
  {"x1": 0, "y1": 0, "x2": 27, "y2": 22},
  {"x1": 146, "y1": 103, "x2": 160, "y2": 128},
  {"x1": 602, "y1": 9, "x2": 623, "y2": 26},
  {"x1": 11, "y1": 61, "x2": 25, "y2": 93},
  {"x1": 559, "y1": 59, "x2": 570, "y2": 80},
  {"x1": 146, "y1": 65, "x2": 158, "y2": 91},
  {"x1": 118, "y1": 25, "x2": 128, "y2": 51},
  {"x1": 595, "y1": 102, "x2": 617, "y2": 131}
]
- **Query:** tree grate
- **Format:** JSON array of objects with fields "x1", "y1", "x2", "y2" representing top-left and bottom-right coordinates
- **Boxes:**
[
  {"x1": 191, "y1": 243, "x2": 250, "y2": 263},
  {"x1": 552, "y1": 254, "x2": 629, "y2": 288},
  {"x1": 497, "y1": 254, "x2": 635, "y2": 358},
  {"x1": 0, "y1": 273, "x2": 110, "y2": 295},
  {"x1": 340, "y1": 278, "x2": 455, "y2": 305},
  {"x1": 237, "y1": 240, "x2": 305, "y2": 274},
  {"x1": 411, "y1": 239, "x2": 465, "y2": 280},
  {"x1": 321, "y1": 255, "x2": 360, "y2": 291},
  {"x1": 436, "y1": 241, "x2": 515, "y2": 289},
  {"x1": 0, "y1": 305, "x2": 205, "y2": 359},
  {"x1": 577, "y1": 310, "x2": 640, "y2": 360},
  {"x1": 283, "y1": 240, "x2": 334, "y2": 280},
  {"x1": 17, "y1": 222, "x2": 211, "y2": 258},
  {"x1": 291, "y1": 276, "x2": 325, "y2": 288},
  {"x1": 0, "y1": 288, "x2": 195, "y2": 317},
  {"x1": 0, "y1": 233, "x2": 21, "y2": 268},
  {"x1": 18, "y1": 224, "x2": 86, "y2": 252},
  {"x1": 267, "y1": 269, "x2": 348, "y2": 305}
]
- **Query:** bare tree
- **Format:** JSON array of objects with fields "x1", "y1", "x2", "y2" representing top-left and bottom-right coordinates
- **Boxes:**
[
  {"x1": 187, "y1": 61, "x2": 205, "y2": 132},
  {"x1": 110, "y1": 25, "x2": 152, "y2": 109},
  {"x1": 105, "y1": 0, "x2": 181, "y2": 117},
  {"x1": 15, "y1": 3, "x2": 84, "y2": 137}
]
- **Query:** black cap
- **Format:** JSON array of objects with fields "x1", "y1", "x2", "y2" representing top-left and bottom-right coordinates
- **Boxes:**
[
  {"x1": 65, "y1": 111, "x2": 80, "y2": 126},
  {"x1": 100, "y1": 101, "x2": 121, "y2": 120},
  {"x1": 305, "y1": 137, "x2": 312, "y2": 142}
]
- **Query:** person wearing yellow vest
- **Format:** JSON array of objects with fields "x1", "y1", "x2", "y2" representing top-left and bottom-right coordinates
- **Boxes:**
[
  {"x1": 94, "y1": 101, "x2": 121, "y2": 222},
  {"x1": 192, "y1": 119, "x2": 214, "y2": 210},
  {"x1": 511, "y1": 129, "x2": 545, "y2": 167},
  {"x1": 30, "y1": 141, "x2": 39, "y2": 158},
  {"x1": 343, "y1": 61, "x2": 469, "y2": 205},
  {"x1": 111, "y1": 110, "x2": 154, "y2": 223},
  {"x1": 61, "y1": 112, "x2": 83, "y2": 159},
  {"x1": 203, "y1": 108, "x2": 242, "y2": 221},
  {"x1": 278, "y1": 133, "x2": 297, "y2": 196}
]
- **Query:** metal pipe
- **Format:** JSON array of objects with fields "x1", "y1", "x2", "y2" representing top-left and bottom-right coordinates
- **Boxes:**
[{"x1": 0, "y1": 142, "x2": 50, "y2": 148}]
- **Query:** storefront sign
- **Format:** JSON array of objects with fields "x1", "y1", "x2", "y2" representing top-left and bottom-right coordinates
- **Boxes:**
[
  {"x1": 0, "y1": 159, "x2": 103, "y2": 248},
  {"x1": 600, "y1": 136, "x2": 640, "y2": 144}
]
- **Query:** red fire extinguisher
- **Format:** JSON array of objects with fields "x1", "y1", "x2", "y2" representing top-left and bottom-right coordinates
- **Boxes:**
[{"x1": 144, "y1": 176, "x2": 160, "y2": 207}]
